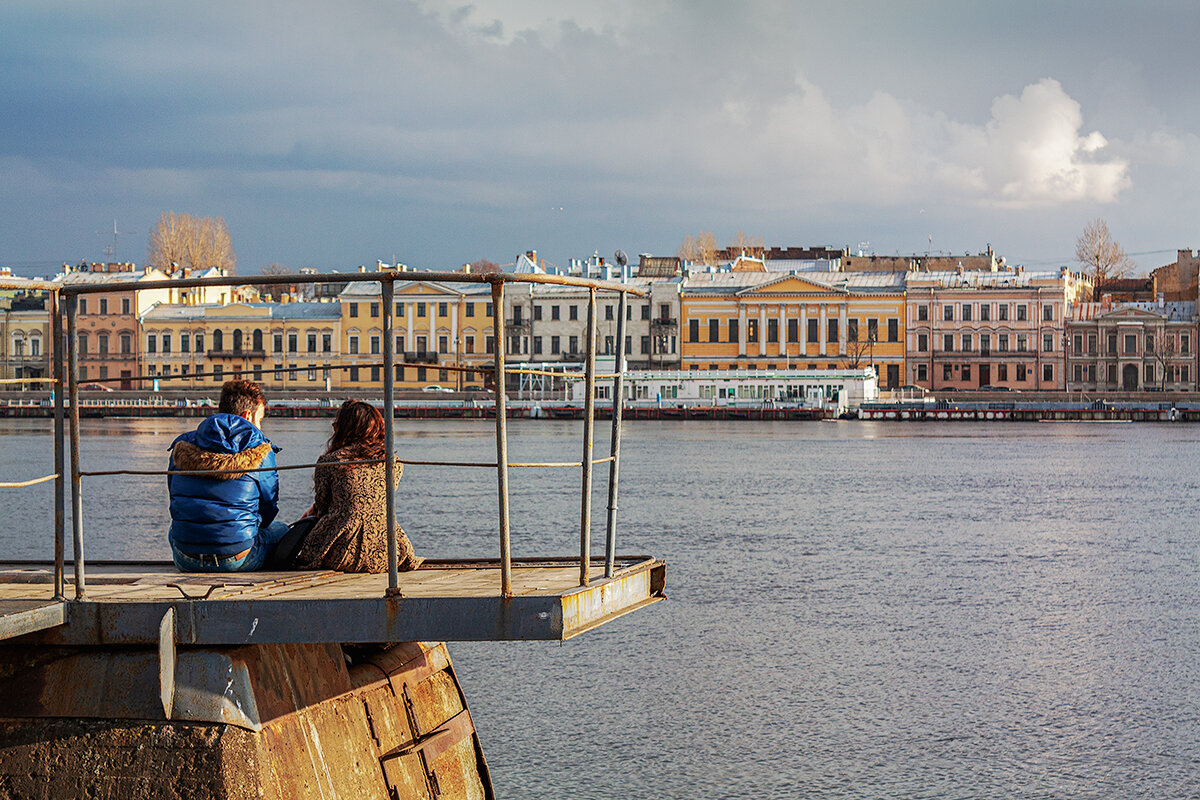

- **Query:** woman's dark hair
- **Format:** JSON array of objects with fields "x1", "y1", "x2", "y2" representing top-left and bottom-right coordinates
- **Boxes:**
[{"x1": 326, "y1": 400, "x2": 386, "y2": 459}]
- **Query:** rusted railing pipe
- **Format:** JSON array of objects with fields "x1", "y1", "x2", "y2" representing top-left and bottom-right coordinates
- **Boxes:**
[
  {"x1": 579, "y1": 289, "x2": 597, "y2": 587},
  {"x1": 51, "y1": 290, "x2": 65, "y2": 600},
  {"x1": 605, "y1": 290, "x2": 628, "y2": 578},
  {"x1": 65, "y1": 297, "x2": 85, "y2": 600},
  {"x1": 491, "y1": 280, "x2": 512, "y2": 598},
  {"x1": 382, "y1": 280, "x2": 399, "y2": 592}
]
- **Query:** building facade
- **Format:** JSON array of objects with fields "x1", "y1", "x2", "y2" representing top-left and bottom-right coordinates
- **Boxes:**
[
  {"x1": 1064, "y1": 301, "x2": 1197, "y2": 392},
  {"x1": 905, "y1": 268, "x2": 1086, "y2": 391},
  {"x1": 0, "y1": 281, "x2": 51, "y2": 389},
  {"x1": 679, "y1": 271, "x2": 907, "y2": 388}
]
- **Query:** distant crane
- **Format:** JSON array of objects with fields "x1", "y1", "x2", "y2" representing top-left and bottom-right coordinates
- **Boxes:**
[{"x1": 97, "y1": 219, "x2": 135, "y2": 262}]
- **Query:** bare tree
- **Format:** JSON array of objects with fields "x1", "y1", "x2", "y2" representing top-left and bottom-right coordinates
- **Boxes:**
[
  {"x1": 255, "y1": 263, "x2": 292, "y2": 301},
  {"x1": 728, "y1": 230, "x2": 765, "y2": 259},
  {"x1": 1075, "y1": 218, "x2": 1135, "y2": 295},
  {"x1": 467, "y1": 259, "x2": 502, "y2": 275},
  {"x1": 843, "y1": 323, "x2": 876, "y2": 370},
  {"x1": 678, "y1": 230, "x2": 719, "y2": 265},
  {"x1": 146, "y1": 212, "x2": 237, "y2": 274},
  {"x1": 1149, "y1": 326, "x2": 1177, "y2": 390}
]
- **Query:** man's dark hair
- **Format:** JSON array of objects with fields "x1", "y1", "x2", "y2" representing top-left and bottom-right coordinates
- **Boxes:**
[{"x1": 218, "y1": 379, "x2": 267, "y2": 416}]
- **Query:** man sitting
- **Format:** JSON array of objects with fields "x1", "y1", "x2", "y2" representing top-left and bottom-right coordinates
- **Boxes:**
[{"x1": 167, "y1": 379, "x2": 289, "y2": 572}]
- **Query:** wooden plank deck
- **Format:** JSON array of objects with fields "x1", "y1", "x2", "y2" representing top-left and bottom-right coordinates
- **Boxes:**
[{"x1": 0, "y1": 557, "x2": 665, "y2": 646}]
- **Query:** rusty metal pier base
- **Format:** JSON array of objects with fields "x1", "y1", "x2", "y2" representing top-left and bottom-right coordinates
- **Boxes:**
[{"x1": 0, "y1": 640, "x2": 491, "y2": 800}]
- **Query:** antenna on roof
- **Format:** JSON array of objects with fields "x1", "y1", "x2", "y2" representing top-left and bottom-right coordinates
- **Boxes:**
[{"x1": 97, "y1": 219, "x2": 134, "y2": 262}]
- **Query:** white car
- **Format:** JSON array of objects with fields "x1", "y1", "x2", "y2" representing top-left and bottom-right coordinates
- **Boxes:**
[{"x1": 421, "y1": 385, "x2": 453, "y2": 393}]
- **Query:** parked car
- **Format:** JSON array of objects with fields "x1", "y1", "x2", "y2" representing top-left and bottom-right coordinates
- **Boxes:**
[
  {"x1": 978, "y1": 385, "x2": 1011, "y2": 392},
  {"x1": 79, "y1": 383, "x2": 114, "y2": 392},
  {"x1": 421, "y1": 385, "x2": 453, "y2": 393}
]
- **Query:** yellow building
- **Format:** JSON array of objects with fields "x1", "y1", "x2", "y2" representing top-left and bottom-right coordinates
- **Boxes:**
[
  {"x1": 1, "y1": 280, "x2": 51, "y2": 390},
  {"x1": 140, "y1": 301, "x2": 342, "y2": 390},
  {"x1": 680, "y1": 271, "x2": 907, "y2": 388},
  {"x1": 338, "y1": 279, "x2": 495, "y2": 391}
]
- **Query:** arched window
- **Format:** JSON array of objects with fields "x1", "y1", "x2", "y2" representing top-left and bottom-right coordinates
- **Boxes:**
[
  {"x1": 252, "y1": 329, "x2": 263, "y2": 352},
  {"x1": 212, "y1": 329, "x2": 224, "y2": 352},
  {"x1": 232, "y1": 329, "x2": 243, "y2": 353}
]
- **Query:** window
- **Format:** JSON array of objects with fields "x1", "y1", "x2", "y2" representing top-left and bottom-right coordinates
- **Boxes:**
[
  {"x1": 709, "y1": 319, "x2": 719, "y2": 342},
  {"x1": 998, "y1": 334, "x2": 1009, "y2": 352},
  {"x1": 438, "y1": 302, "x2": 448, "y2": 317},
  {"x1": 943, "y1": 334, "x2": 954, "y2": 351},
  {"x1": 1107, "y1": 364, "x2": 1117, "y2": 384},
  {"x1": 659, "y1": 303, "x2": 671, "y2": 320},
  {"x1": 486, "y1": 303, "x2": 493, "y2": 317},
  {"x1": 465, "y1": 335, "x2": 475, "y2": 354},
  {"x1": 195, "y1": 334, "x2": 204, "y2": 353},
  {"x1": 307, "y1": 334, "x2": 317, "y2": 353},
  {"x1": 980, "y1": 334, "x2": 990, "y2": 354},
  {"x1": 349, "y1": 303, "x2": 358, "y2": 318},
  {"x1": 288, "y1": 334, "x2": 298, "y2": 353},
  {"x1": 943, "y1": 305, "x2": 954, "y2": 321},
  {"x1": 962, "y1": 305, "x2": 973, "y2": 322},
  {"x1": 371, "y1": 366, "x2": 380, "y2": 382},
  {"x1": 274, "y1": 333, "x2": 283, "y2": 353},
  {"x1": 1017, "y1": 364, "x2": 1027, "y2": 381},
  {"x1": 1184, "y1": 335, "x2": 1192, "y2": 354},
  {"x1": 417, "y1": 302, "x2": 426, "y2": 318},
  {"x1": 162, "y1": 334, "x2": 172, "y2": 354},
  {"x1": 78, "y1": 298, "x2": 89, "y2": 314},
  {"x1": 787, "y1": 319, "x2": 798, "y2": 343},
  {"x1": 485, "y1": 336, "x2": 494, "y2": 354},
  {"x1": 1043, "y1": 304, "x2": 1054, "y2": 321},
  {"x1": 1016, "y1": 334, "x2": 1027, "y2": 352},
  {"x1": 917, "y1": 334, "x2": 928, "y2": 352},
  {"x1": 349, "y1": 366, "x2": 359, "y2": 382},
  {"x1": 370, "y1": 303, "x2": 379, "y2": 317},
  {"x1": 146, "y1": 334, "x2": 156, "y2": 354},
  {"x1": 349, "y1": 335, "x2": 359, "y2": 355},
  {"x1": 395, "y1": 334, "x2": 404, "y2": 353},
  {"x1": 569, "y1": 305, "x2": 578, "y2": 321},
  {"x1": 1043, "y1": 334, "x2": 1054, "y2": 352},
  {"x1": 213, "y1": 364, "x2": 223, "y2": 382},
  {"x1": 1124, "y1": 334, "x2": 1137, "y2": 354},
  {"x1": 943, "y1": 364, "x2": 953, "y2": 381},
  {"x1": 963, "y1": 365, "x2": 972, "y2": 381},
  {"x1": 416, "y1": 335, "x2": 427, "y2": 353},
  {"x1": 371, "y1": 335, "x2": 381, "y2": 355},
  {"x1": 513, "y1": 306, "x2": 524, "y2": 324},
  {"x1": 397, "y1": 302, "x2": 405, "y2": 317},
  {"x1": 689, "y1": 319, "x2": 700, "y2": 342},
  {"x1": 416, "y1": 367, "x2": 426, "y2": 382},
  {"x1": 640, "y1": 336, "x2": 649, "y2": 354},
  {"x1": 962, "y1": 334, "x2": 972, "y2": 352},
  {"x1": 998, "y1": 305, "x2": 1009, "y2": 321},
  {"x1": 77, "y1": 333, "x2": 88, "y2": 354},
  {"x1": 749, "y1": 319, "x2": 760, "y2": 344},
  {"x1": 807, "y1": 319, "x2": 818, "y2": 343},
  {"x1": 641, "y1": 305, "x2": 651, "y2": 321},
  {"x1": 1074, "y1": 364, "x2": 1084, "y2": 382},
  {"x1": 867, "y1": 319, "x2": 879, "y2": 342},
  {"x1": 551, "y1": 336, "x2": 561, "y2": 355},
  {"x1": 825, "y1": 319, "x2": 837, "y2": 343},
  {"x1": 253, "y1": 330, "x2": 263, "y2": 351},
  {"x1": 1145, "y1": 335, "x2": 1154, "y2": 353},
  {"x1": 848, "y1": 319, "x2": 859, "y2": 342},
  {"x1": 100, "y1": 298, "x2": 108, "y2": 315},
  {"x1": 465, "y1": 303, "x2": 474, "y2": 317},
  {"x1": 530, "y1": 305, "x2": 539, "y2": 321},
  {"x1": 729, "y1": 319, "x2": 739, "y2": 343},
  {"x1": 1016, "y1": 305, "x2": 1027, "y2": 322},
  {"x1": 887, "y1": 319, "x2": 898, "y2": 342},
  {"x1": 122, "y1": 298, "x2": 130, "y2": 315},
  {"x1": 916, "y1": 363, "x2": 928, "y2": 381},
  {"x1": 1043, "y1": 364, "x2": 1054, "y2": 383},
  {"x1": 551, "y1": 305, "x2": 560, "y2": 321},
  {"x1": 980, "y1": 305, "x2": 990, "y2": 322},
  {"x1": 1146, "y1": 364, "x2": 1155, "y2": 383},
  {"x1": 438, "y1": 336, "x2": 448, "y2": 354},
  {"x1": 767, "y1": 319, "x2": 778, "y2": 343},
  {"x1": 917, "y1": 304, "x2": 928, "y2": 321},
  {"x1": 605, "y1": 305, "x2": 613, "y2": 321},
  {"x1": 1107, "y1": 334, "x2": 1117, "y2": 354},
  {"x1": 1087, "y1": 334, "x2": 1097, "y2": 354},
  {"x1": 998, "y1": 364, "x2": 1008, "y2": 381}
]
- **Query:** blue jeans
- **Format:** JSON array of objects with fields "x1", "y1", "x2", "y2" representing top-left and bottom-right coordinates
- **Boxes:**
[{"x1": 171, "y1": 520, "x2": 291, "y2": 572}]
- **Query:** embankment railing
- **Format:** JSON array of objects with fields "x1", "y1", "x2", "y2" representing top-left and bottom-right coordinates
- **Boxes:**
[{"x1": 1, "y1": 271, "x2": 643, "y2": 601}]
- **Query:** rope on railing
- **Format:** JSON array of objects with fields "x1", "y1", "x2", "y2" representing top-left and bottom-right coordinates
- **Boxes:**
[
  {"x1": 79, "y1": 454, "x2": 614, "y2": 477},
  {"x1": 0, "y1": 473, "x2": 58, "y2": 488}
]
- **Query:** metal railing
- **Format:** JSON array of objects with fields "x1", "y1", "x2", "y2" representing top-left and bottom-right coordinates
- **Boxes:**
[{"x1": 4, "y1": 270, "x2": 644, "y2": 602}]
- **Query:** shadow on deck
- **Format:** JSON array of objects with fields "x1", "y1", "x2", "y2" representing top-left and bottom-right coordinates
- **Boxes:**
[{"x1": 0, "y1": 556, "x2": 665, "y2": 646}]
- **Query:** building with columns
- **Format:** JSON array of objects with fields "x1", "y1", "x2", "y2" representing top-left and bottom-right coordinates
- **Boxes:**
[
  {"x1": 1065, "y1": 300, "x2": 1197, "y2": 391},
  {"x1": 678, "y1": 271, "x2": 907, "y2": 388}
]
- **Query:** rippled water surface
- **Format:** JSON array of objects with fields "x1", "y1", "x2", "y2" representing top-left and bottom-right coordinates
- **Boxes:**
[{"x1": 3, "y1": 418, "x2": 1200, "y2": 798}]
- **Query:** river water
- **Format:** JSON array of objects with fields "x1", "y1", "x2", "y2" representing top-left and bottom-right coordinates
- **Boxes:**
[{"x1": 2, "y1": 418, "x2": 1200, "y2": 798}]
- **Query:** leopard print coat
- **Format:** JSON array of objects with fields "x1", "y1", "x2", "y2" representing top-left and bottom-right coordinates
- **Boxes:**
[{"x1": 292, "y1": 446, "x2": 420, "y2": 573}]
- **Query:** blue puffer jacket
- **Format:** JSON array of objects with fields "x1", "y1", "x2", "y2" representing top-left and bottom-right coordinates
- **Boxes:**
[{"x1": 167, "y1": 413, "x2": 280, "y2": 556}]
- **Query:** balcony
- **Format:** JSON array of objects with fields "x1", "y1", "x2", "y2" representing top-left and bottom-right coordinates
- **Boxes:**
[
  {"x1": 206, "y1": 349, "x2": 267, "y2": 359},
  {"x1": 404, "y1": 350, "x2": 438, "y2": 364},
  {"x1": 650, "y1": 317, "x2": 678, "y2": 333},
  {"x1": 505, "y1": 320, "x2": 532, "y2": 337}
]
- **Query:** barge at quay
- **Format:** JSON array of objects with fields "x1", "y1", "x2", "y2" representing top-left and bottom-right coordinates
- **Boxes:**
[{"x1": 0, "y1": 271, "x2": 667, "y2": 799}]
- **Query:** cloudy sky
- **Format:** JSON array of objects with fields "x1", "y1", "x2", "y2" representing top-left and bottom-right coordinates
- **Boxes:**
[{"x1": 2, "y1": 1, "x2": 1198, "y2": 276}]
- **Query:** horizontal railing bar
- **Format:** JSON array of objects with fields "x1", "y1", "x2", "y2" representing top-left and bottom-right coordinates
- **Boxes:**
[
  {"x1": 57, "y1": 270, "x2": 647, "y2": 297},
  {"x1": 0, "y1": 378, "x2": 54, "y2": 386},
  {"x1": 0, "y1": 474, "x2": 58, "y2": 488},
  {"x1": 79, "y1": 456, "x2": 609, "y2": 478}
]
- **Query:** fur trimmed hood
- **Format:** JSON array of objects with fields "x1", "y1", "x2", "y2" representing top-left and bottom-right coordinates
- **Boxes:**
[{"x1": 171, "y1": 440, "x2": 273, "y2": 479}]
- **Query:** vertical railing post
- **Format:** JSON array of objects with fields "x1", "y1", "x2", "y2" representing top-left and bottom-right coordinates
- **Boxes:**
[
  {"x1": 50, "y1": 290, "x2": 65, "y2": 600},
  {"x1": 64, "y1": 292, "x2": 85, "y2": 600},
  {"x1": 382, "y1": 278, "x2": 399, "y2": 592},
  {"x1": 604, "y1": 289, "x2": 628, "y2": 578},
  {"x1": 579, "y1": 288, "x2": 597, "y2": 586},
  {"x1": 491, "y1": 280, "x2": 512, "y2": 598}
]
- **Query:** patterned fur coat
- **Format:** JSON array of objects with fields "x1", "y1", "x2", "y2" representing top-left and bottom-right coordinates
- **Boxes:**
[{"x1": 292, "y1": 446, "x2": 421, "y2": 573}]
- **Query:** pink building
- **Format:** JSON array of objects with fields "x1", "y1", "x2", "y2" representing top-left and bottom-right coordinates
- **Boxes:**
[{"x1": 906, "y1": 267, "x2": 1088, "y2": 392}]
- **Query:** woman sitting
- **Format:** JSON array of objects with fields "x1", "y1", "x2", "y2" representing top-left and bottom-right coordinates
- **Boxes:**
[{"x1": 292, "y1": 400, "x2": 422, "y2": 573}]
